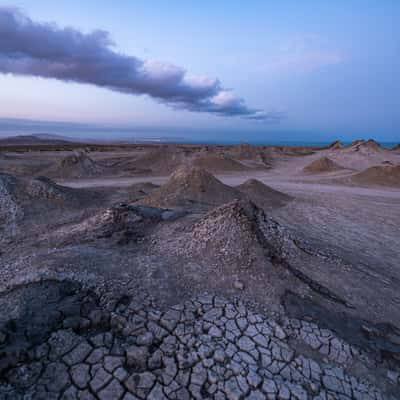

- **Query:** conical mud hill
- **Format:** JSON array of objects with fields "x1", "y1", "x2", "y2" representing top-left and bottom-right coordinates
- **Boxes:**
[
  {"x1": 225, "y1": 143, "x2": 272, "y2": 167},
  {"x1": 132, "y1": 145, "x2": 191, "y2": 174},
  {"x1": 326, "y1": 140, "x2": 345, "y2": 150},
  {"x1": 236, "y1": 178, "x2": 292, "y2": 209},
  {"x1": 44, "y1": 150, "x2": 106, "y2": 179},
  {"x1": 190, "y1": 152, "x2": 250, "y2": 172},
  {"x1": 303, "y1": 156, "x2": 345, "y2": 173},
  {"x1": 138, "y1": 166, "x2": 243, "y2": 209},
  {"x1": 177, "y1": 199, "x2": 267, "y2": 268}
]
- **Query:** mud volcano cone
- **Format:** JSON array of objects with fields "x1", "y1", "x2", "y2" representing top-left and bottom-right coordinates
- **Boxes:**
[{"x1": 138, "y1": 166, "x2": 243, "y2": 209}]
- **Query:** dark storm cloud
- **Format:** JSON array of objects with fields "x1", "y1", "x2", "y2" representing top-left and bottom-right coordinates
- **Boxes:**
[{"x1": 0, "y1": 7, "x2": 279, "y2": 121}]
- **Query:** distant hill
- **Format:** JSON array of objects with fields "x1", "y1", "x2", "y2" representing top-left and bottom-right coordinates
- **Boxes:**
[{"x1": 0, "y1": 134, "x2": 74, "y2": 145}]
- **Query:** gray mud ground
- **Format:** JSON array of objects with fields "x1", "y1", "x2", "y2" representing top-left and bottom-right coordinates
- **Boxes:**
[{"x1": 0, "y1": 142, "x2": 399, "y2": 399}]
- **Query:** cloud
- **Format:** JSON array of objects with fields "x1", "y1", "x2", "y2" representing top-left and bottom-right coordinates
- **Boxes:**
[{"x1": 0, "y1": 7, "x2": 279, "y2": 121}]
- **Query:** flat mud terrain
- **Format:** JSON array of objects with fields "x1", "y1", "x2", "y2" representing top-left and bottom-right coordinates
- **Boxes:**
[{"x1": 0, "y1": 139, "x2": 400, "y2": 399}]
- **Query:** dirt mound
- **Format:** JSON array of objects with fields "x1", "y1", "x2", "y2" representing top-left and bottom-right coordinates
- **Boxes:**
[
  {"x1": 303, "y1": 157, "x2": 345, "y2": 173},
  {"x1": 326, "y1": 140, "x2": 345, "y2": 150},
  {"x1": 138, "y1": 166, "x2": 243, "y2": 209},
  {"x1": 131, "y1": 145, "x2": 192, "y2": 174},
  {"x1": 190, "y1": 152, "x2": 250, "y2": 172},
  {"x1": 350, "y1": 164, "x2": 400, "y2": 187},
  {"x1": 127, "y1": 145, "x2": 258, "y2": 174},
  {"x1": 44, "y1": 150, "x2": 107, "y2": 178},
  {"x1": 236, "y1": 179, "x2": 292, "y2": 209},
  {"x1": 176, "y1": 199, "x2": 266, "y2": 268},
  {"x1": 348, "y1": 139, "x2": 383, "y2": 153},
  {"x1": 0, "y1": 173, "x2": 99, "y2": 240},
  {"x1": 225, "y1": 143, "x2": 272, "y2": 167}
]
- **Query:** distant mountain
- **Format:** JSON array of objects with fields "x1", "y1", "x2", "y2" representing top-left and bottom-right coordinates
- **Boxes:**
[
  {"x1": 0, "y1": 133, "x2": 186, "y2": 145},
  {"x1": 0, "y1": 134, "x2": 75, "y2": 145}
]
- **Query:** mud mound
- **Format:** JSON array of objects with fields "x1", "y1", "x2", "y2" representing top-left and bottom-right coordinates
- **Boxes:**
[
  {"x1": 236, "y1": 179, "x2": 292, "y2": 209},
  {"x1": 139, "y1": 166, "x2": 243, "y2": 209},
  {"x1": 225, "y1": 143, "x2": 272, "y2": 167},
  {"x1": 0, "y1": 173, "x2": 99, "y2": 240},
  {"x1": 326, "y1": 140, "x2": 345, "y2": 150},
  {"x1": 132, "y1": 145, "x2": 192, "y2": 174},
  {"x1": 350, "y1": 164, "x2": 400, "y2": 187},
  {"x1": 177, "y1": 199, "x2": 266, "y2": 267},
  {"x1": 303, "y1": 157, "x2": 345, "y2": 173},
  {"x1": 130, "y1": 145, "x2": 257, "y2": 174},
  {"x1": 44, "y1": 151, "x2": 107, "y2": 178},
  {"x1": 348, "y1": 139, "x2": 383, "y2": 153},
  {"x1": 26, "y1": 176, "x2": 88, "y2": 204},
  {"x1": 190, "y1": 152, "x2": 250, "y2": 172}
]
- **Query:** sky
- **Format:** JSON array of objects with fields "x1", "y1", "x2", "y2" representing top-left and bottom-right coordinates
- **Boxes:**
[{"x1": 0, "y1": 1, "x2": 399, "y2": 143}]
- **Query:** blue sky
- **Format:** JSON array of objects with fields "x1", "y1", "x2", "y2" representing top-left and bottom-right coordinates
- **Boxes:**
[{"x1": 0, "y1": 1, "x2": 399, "y2": 142}]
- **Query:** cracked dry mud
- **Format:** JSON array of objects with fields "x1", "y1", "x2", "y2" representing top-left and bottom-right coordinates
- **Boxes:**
[{"x1": 0, "y1": 281, "x2": 398, "y2": 400}]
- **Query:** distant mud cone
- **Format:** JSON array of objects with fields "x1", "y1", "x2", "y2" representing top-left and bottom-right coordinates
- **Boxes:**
[
  {"x1": 326, "y1": 140, "x2": 345, "y2": 150},
  {"x1": 44, "y1": 150, "x2": 106, "y2": 179},
  {"x1": 190, "y1": 152, "x2": 251, "y2": 172},
  {"x1": 347, "y1": 139, "x2": 383, "y2": 154},
  {"x1": 225, "y1": 143, "x2": 272, "y2": 168},
  {"x1": 350, "y1": 164, "x2": 400, "y2": 187},
  {"x1": 303, "y1": 157, "x2": 345, "y2": 173},
  {"x1": 132, "y1": 145, "x2": 191, "y2": 174}
]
